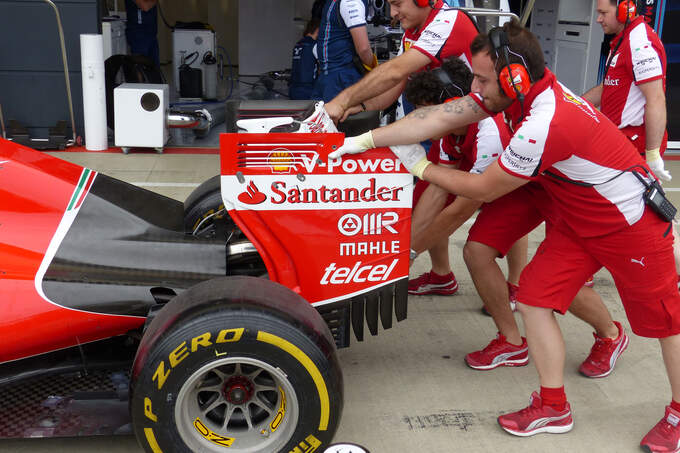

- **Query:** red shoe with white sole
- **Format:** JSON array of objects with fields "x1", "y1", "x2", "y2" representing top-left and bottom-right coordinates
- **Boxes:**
[
  {"x1": 498, "y1": 392, "x2": 573, "y2": 437},
  {"x1": 640, "y1": 406, "x2": 680, "y2": 453},
  {"x1": 578, "y1": 321, "x2": 628, "y2": 378},
  {"x1": 408, "y1": 270, "x2": 458, "y2": 296},
  {"x1": 465, "y1": 333, "x2": 528, "y2": 370}
]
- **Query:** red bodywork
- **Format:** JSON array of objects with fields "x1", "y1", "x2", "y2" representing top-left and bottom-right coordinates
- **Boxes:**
[
  {"x1": 0, "y1": 140, "x2": 145, "y2": 363},
  {"x1": 220, "y1": 133, "x2": 412, "y2": 307},
  {"x1": 0, "y1": 133, "x2": 412, "y2": 363}
]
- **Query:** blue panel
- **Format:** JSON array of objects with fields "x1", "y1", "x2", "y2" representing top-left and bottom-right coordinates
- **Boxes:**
[{"x1": 0, "y1": 0, "x2": 100, "y2": 141}]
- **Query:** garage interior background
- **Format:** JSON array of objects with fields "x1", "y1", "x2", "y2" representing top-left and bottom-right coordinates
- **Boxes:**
[{"x1": 0, "y1": 0, "x2": 677, "y2": 148}]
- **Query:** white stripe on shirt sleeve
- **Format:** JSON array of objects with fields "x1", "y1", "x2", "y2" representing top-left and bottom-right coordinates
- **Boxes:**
[
  {"x1": 629, "y1": 23, "x2": 663, "y2": 82},
  {"x1": 340, "y1": 0, "x2": 367, "y2": 28}
]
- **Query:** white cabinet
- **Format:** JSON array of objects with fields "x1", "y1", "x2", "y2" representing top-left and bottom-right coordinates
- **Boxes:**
[{"x1": 114, "y1": 83, "x2": 169, "y2": 152}]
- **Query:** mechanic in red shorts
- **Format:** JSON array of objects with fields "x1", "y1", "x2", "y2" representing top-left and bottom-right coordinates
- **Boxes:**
[
  {"x1": 405, "y1": 56, "x2": 526, "y2": 298},
  {"x1": 331, "y1": 20, "x2": 680, "y2": 452},
  {"x1": 407, "y1": 63, "x2": 626, "y2": 377},
  {"x1": 460, "y1": 182, "x2": 627, "y2": 374}
]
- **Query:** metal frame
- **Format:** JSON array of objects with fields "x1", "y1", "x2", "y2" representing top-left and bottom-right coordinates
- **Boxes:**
[
  {"x1": 520, "y1": 0, "x2": 537, "y2": 26},
  {"x1": 456, "y1": 7, "x2": 520, "y2": 22},
  {"x1": 43, "y1": 0, "x2": 77, "y2": 147}
]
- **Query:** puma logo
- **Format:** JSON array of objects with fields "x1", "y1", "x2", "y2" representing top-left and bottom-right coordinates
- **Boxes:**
[{"x1": 631, "y1": 257, "x2": 646, "y2": 267}]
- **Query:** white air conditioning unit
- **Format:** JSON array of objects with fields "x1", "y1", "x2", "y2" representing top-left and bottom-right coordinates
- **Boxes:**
[{"x1": 114, "y1": 83, "x2": 169, "y2": 153}]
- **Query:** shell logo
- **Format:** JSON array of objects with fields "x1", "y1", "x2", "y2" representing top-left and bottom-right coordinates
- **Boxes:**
[{"x1": 268, "y1": 148, "x2": 294, "y2": 174}]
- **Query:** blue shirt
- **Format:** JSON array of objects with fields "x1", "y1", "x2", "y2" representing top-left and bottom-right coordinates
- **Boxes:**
[
  {"x1": 317, "y1": 0, "x2": 368, "y2": 73},
  {"x1": 124, "y1": 0, "x2": 159, "y2": 65},
  {"x1": 289, "y1": 35, "x2": 318, "y2": 99},
  {"x1": 125, "y1": 0, "x2": 158, "y2": 36}
]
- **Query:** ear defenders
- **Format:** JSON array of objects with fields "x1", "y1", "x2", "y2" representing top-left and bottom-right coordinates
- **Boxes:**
[
  {"x1": 489, "y1": 28, "x2": 531, "y2": 100},
  {"x1": 413, "y1": 0, "x2": 435, "y2": 7},
  {"x1": 499, "y1": 64, "x2": 531, "y2": 99},
  {"x1": 617, "y1": 0, "x2": 636, "y2": 23}
]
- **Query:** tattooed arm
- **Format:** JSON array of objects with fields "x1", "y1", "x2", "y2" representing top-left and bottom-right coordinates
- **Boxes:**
[{"x1": 371, "y1": 95, "x2": 489, "y2": 147}]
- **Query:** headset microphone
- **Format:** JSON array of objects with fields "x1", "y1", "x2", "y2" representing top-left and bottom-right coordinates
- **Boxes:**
[{"x1": 432, "y1": 66, "x2": 465, "y2": 102}]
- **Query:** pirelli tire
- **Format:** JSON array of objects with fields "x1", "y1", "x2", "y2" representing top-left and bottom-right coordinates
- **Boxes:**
[{"x1": 130, "y1": 276, "x2": 343, "y2": 453}]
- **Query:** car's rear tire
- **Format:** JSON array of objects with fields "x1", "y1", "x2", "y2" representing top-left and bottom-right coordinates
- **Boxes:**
[
  {"x1": 184, "y1": 176, "x2": 266, "y2": 276},
  {"x1": 184, "y1": 175, "x2": 229, "y2": 238},
  {"x1": 130, "y1": 276, "x2": 343, "y2": 453}
]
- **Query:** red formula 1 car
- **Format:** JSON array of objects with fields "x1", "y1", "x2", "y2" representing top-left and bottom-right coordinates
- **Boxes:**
[{"x1": 0, "y1": 129, "x2": 412, "y2": 452}]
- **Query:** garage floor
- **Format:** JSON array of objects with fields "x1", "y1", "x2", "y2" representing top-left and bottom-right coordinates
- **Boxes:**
[{"x1": 3, "y1": 151, "x2": 680, "y2": 453}]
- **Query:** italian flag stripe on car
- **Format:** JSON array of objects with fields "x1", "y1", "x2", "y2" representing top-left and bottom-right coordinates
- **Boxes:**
[{"x1": 67, "y1": 168, "x2": 96, "y2": 211}]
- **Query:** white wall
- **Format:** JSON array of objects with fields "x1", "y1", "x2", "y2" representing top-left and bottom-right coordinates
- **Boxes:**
[{"x1": 238, "y1": 0, "x2": 313, "y2": 75}]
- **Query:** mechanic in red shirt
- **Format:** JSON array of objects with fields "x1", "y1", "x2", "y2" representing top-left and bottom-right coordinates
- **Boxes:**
[
  {"x1": 405, "y1": 56, "x2": 525, "y2": 300},
  {"x1": 583, "y1": 0, "x2": 669, "y2": 169},
  {"x1": 330, "y1": 20, "x2": 680, "y2": 452},
  {"x1": 324, "y1": 0, "x2": 479, "y2": 123},
  {"x1": 583, "y1": 0, "x2": 680, "y2": 287},
  {"x1": 327, "y1": 0, "x2": 479, "y2": 295},
  {"x1": 406, "y1": 61, "x2": 626, "y2": 376}
]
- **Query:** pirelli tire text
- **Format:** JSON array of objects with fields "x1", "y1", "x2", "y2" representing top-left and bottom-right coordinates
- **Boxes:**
[{"x1": 129, "y1": 276, "x2": 343, "y2": 453}]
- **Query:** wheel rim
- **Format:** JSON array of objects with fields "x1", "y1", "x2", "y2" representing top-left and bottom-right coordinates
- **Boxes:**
[
  {"x1": 191, "y1": 207, "x2": 227, "y2": 238},
  {"x1": 175, "y1": 357, "x2": 299, "y2": 453}
]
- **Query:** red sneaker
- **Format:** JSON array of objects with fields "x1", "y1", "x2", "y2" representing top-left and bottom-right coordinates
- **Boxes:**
[
  {"x1": 578, "y1": 320, "x2": 629, "y2": 378},
  {"x1": 640, "y1": 406, "x2": 680, "y2": 453},
  {"x1": 408, "y1": 270, "x2": 458, "y2": 295},
  {"x1": 498, "y1": 392, "x2": 573, "y2": 437},
  {"x1": 465, "y1": 333, "x2": 528, "y2": 370},
  {"x1": 584, "y1": 276, "x2": 594, "y2": 288}
]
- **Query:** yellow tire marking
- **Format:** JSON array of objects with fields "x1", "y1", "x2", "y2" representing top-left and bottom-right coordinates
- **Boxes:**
[
  {"x1": 193, "y1": 418, "x2": 235, "y2": 447},
  {"x1": 144, "y1": 427, "x2": 163, "y2": 453},
  {"x1": 256, "y1": 331, "x2": 330, "y2": 431}
]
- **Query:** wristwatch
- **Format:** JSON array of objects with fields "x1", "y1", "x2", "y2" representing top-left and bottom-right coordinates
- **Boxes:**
[{"x1": 410, "y1": 248, "x2": 418, "y2": 260}]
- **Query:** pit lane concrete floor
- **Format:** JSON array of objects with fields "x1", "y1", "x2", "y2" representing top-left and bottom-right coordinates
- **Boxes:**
[{"x1": 5, "y1": 152, "x2": 680, "y2": 453}]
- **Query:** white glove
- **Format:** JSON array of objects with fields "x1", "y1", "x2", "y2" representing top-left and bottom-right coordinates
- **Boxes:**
[
  {"x1": 328, "y1": 131, "x2": 375, "y2": 159},
  {"x1": 300, "y1": 101, "x2": 339, "y2": 133},
  {"x1": 390, "y1": 144, "x2": 431, "y2": 179},
  {"x1": 647, "y1": 147, "x2": 672, "y2": 182}
]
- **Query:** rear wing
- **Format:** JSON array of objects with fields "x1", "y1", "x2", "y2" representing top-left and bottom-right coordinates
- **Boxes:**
[{"x1": 220, "y1": 132, "x2": 413, "y2": 346}]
